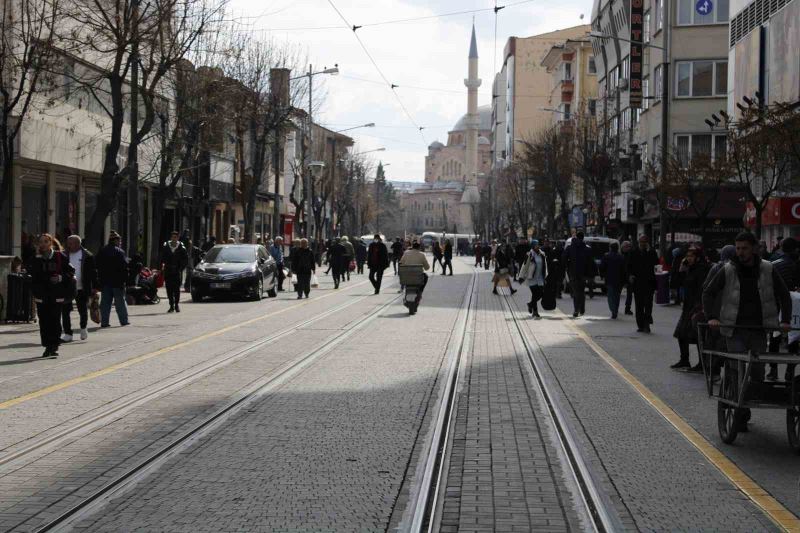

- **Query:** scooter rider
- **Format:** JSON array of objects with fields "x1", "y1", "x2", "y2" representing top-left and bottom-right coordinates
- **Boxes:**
[{"x1": 399, "y1": 241, "x2": 430, "y2": 302}]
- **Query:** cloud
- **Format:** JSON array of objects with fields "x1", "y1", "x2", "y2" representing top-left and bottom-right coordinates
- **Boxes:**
[{"x1": 229, "y1": 0, "x2": 593, "y2": 181}]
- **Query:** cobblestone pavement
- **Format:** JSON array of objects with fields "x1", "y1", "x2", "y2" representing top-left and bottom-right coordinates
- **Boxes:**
[{"x1": 553, "y1": 289, "x2": 800, "y2": 520}]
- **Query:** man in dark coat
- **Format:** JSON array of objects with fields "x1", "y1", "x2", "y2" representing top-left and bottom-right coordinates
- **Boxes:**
[
  {"x1": 328, "y1": 238, "x2": 347, "y2": 289},
  {"x1": 621, "y1": 241, "x2": 634, "y2": 314},
  {"x1": 767, "y1": 237, "x2": 800, "y2": 379},
  {"x1": 292, "y1": 238, "x2": 316, "y2": 299},
  {"x1": 627, "y1": 235, "x2": 659, "y2": 333},
  {"x1": 368, "y1": 234, "x2": 390, "y2": 294},
  {"x1": 514, "y1": 239, "x2": 528, "y2": 280},
  {"x1": 61, "y1": 235, "x2": 98, "y2": 342},
  {"x1": 563, "y1": 231, "x2": 592, "y2": 317},
  {"x1": 443, "y1": 239, "x2": 454, "y2": 276},
  {"x1": 160, "y1": 231, "x2": 189, "y2": 312},
  {"x1": 391, "y1": 237, "x2": 403, "y2": 275},
  {"x1": 601, "y1": 242, "x2": 626, "y2": 319},
  {"x1": 30, "y1": 234, "x2": 75, "y2": 357},
  {"x1": 355, "y1": 239, "x2": 367, "y2": 274},
  {"x1": 96, "y1": 231, "x2": 130, "y2": 327}
]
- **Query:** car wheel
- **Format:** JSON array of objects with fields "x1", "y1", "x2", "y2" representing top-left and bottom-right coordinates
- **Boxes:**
[
  {"x1": 191, "y1": 288, "x2": 203, "y2": 303},
  {"x1": 253, "y1": 277, "x2": 264, "y2": 301}
]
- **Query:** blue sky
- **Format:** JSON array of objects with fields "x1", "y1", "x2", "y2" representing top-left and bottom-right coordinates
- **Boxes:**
[{"x1": 229, "y1": 0, "x2": 593, "y2": 181}]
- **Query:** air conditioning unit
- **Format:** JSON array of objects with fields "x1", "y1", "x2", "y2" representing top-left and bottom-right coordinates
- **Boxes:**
[{"x1": 618, "y1": 78, "x2": 629, "y2": 90}]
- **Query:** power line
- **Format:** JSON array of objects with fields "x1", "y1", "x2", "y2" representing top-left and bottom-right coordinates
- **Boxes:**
[{"x1": 326, "y1": 0, "x2": 427, "y2": 145}]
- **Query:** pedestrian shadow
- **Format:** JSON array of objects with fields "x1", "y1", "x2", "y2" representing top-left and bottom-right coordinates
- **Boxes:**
[
  {"x1": 0, "y1": 355, "x2": 46, "y2": 366},
  {"x1": 380, "y1": 312, "x2": 412, "y2": 319},
  {"x1": 2, "y1": 342, "x2": 42, "y2": 349},
  {"x1": 0, "y1": 327, "x2": 38, "y2": 334}
]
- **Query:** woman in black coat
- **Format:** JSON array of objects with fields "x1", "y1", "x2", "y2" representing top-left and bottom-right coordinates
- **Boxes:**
[
  {"x1": 492, "y1": 244, "x2": 517, "y2": 295},
  {"x1": 29, "y1": 233, "x2": 75, "y2": 358},
  {"x1": 292, "y1": 238, "x2": 316, "y2": 299},
  {"x1": 671, "y1": 247, "x2": 709, "y2": 371}
]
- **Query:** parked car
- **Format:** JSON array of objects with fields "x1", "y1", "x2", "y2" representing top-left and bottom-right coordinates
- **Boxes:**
[
  {"x1": 190, "y1": 244, "x2": 277, "y2": 302},
  {"x1": 564, "y1": 235, "x2": 620, "y2": 294}
]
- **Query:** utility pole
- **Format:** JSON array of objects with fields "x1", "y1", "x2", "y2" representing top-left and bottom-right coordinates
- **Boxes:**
[
  {"x1": 658, "y1": 3, "x2": 671, "y2": 257},
  {"x1": 127, "y1": 0, "x2": 140, "y2": 255},
  {"x1": 304, "y1": 64, "x2": 312, "y2": 239}
]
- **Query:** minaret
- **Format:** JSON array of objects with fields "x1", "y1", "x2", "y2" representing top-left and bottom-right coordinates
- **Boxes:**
[{"x1": 464, "y1": 23, "x2": 481, "y2": 186}]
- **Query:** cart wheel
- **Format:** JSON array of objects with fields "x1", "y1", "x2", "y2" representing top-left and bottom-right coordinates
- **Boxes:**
[
  {"x1": 787, "y1": 409, "x2": 800, "y2": 454},
  {"x1": 718, "y1": 401, "x2": 739, "y2": 444}
]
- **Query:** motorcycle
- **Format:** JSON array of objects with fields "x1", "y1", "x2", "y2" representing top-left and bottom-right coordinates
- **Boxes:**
[{"x1": 398, "y1": 264, "x2": 426, "y2": 315}]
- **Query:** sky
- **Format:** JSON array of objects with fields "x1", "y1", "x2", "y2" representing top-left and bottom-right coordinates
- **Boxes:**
[{"x1": 228, "y1": 0, "x2": 593, "y2": 181}]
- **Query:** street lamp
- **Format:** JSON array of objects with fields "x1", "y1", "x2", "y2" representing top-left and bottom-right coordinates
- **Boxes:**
[
  {"x1": 336, "y1": 123, "x2": 375, "y2": 133},
  {"x1": 589, "y1": 31, "x2": 665, "y2": 50},
  {"x1": 290, "y1": 64, "x2": 339, "y2": 238},
  {"x1": 353, "y1": 147, "x2": 386, "y2": 156}
]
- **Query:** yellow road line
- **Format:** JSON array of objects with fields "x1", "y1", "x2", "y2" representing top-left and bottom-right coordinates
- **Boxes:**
[
  {"x1": 0, "y1": 280, "x2": 371, "y2": 411},
  {"x1": 560, "y1": 313, "x2": 800, "y2": 532}
]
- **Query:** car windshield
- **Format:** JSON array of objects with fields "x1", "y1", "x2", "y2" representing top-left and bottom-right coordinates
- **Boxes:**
[{"x1": 204, "y1": 246, "x2": 255, "y2": 264}]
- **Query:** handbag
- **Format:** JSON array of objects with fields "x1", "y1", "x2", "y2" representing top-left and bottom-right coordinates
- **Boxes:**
[
  {"x1": 291, "y1": 273, "x2": 298, "y2": 287},
  {"x1": 89, "y1": 292, "x2": 101, "y2": 324},
  {"x1": 311, "y1": 273, "x2": 319, "y2": 288}
]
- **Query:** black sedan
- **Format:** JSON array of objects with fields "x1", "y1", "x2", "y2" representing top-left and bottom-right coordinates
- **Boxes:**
[{"x1": 190, "y1": 244, "x2": 278, "y2": 302}]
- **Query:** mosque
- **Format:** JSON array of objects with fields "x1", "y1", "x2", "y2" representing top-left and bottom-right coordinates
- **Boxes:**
[{"x1": 401, "y1": 24, "x2": 491, "y2": 236}]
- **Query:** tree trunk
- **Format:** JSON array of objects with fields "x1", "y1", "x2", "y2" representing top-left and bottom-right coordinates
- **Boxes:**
[
  {"x1": 149, "y1": 187, "x2": 167, "y2": 267},
  {"x1": 754, "y1": 204, "x2": 763, "y2": 240}
]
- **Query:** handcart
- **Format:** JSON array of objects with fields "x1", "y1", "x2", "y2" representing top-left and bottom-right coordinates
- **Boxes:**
[{"x1": 698, "y1": 324, "x2": 800, "y2": 452}]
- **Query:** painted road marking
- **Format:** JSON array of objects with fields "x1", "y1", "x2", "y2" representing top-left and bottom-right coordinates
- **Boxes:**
[
  {"x1": 562, "y1": 313, "x2": 800, "y2": 532},
  {"x1": 0, "y1": 279, "x2": 372, "y2": 411}
]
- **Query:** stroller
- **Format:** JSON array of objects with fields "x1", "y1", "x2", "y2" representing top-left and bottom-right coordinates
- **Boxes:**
[{"x1": 126, "y1": 255, "x2": 160, "y2": 305}]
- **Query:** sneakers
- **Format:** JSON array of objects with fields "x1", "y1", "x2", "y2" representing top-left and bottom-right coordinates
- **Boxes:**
[
  {"x1": 168, "y1": 306, "x2": 175, "y2": 313},
  {"x1": 572, "y1": 312, "x2": 579, "y2": 318},
  {"x1": 670, "y1": 360, "x2": 691, "y2": 370},
  {"x1": 60, "y1": 334, "x2": 73, "y2": 343},
  {"x1": 80, "y1": 328, "x2": 88, "y2": 340},
  {"x1": 688, "y1": 363, "x2": 704, "y2": 373},
  {"x1": 533, "y1": 313, "x2": 541, "y2": 320},
  {"x1": 41, "y1": 349, "x2": 58, "y2": 358}
]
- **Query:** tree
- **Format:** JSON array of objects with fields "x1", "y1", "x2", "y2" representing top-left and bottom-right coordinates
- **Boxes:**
[
  {"x1": 61, "y1": 0, "x2": 225, "y2": 251},
  {"x1": 573, "y1": 111, "x2": 615, "y2": 235},
  {"x1": 0, "y1": 0, "x2": 60, "y2": 251},
  {"x1": 642, "y1": 151, "x2": 690, "y2": 253}
]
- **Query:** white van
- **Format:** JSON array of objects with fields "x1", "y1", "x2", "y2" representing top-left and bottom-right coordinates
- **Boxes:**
[{"x1": 564, "y1": 235, "x2": 620, "y2": 293}]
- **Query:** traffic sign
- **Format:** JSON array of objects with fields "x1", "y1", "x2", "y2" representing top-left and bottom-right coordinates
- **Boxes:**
[{"x1": 696, "y1": 0, "x2": 713, "y2": 16}]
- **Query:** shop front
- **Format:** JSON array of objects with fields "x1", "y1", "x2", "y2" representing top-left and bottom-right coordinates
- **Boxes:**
[{"x1": 745, "y1": 197, "x2": 800, "y2": 251}]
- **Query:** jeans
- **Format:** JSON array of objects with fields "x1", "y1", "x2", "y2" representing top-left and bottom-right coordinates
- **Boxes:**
[
  {"x1": 37, "y1": 301, "x2": 62, "y2": 349},
  {"x1": 726, "y1": 329, "x2": 768, "y2": 381},
  {"x1": 62, "y1": 290, "x2": 89, "y2": 334},
  {"x1": 634, "y1": 287, "x2": 654, "y2": 330},
  {"x1": 369, "y1": 268, "x2": 384, "y2": 291},
  {"x1": 570, "y1": 276, "x2": 586, "y2": 315},
  {"x1": 356, "y1": 260, "x2": 364, "y2": 274},
  {"x1": 443, "y1": 257, "x2": 453, "y2": 275},
  {"x1": 606, "y1": 284, "x2": 621, "y2": 317},
  {"x1": 332, "y1": 266, "x2": 344, "y2": 288},
  {"x1": 528, "y1": 285, "x2": 543, "y2": 314},
  {"x1": 100, "y1": 286, "x2": 129, "y2": 326},
  {"x1": 166, "y1": 274, "x2": 182, "y2": 308}
]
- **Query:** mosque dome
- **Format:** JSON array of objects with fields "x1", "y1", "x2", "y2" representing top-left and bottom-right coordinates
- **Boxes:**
[
  {"x1": 451, "y1": 105, "x2": 493, "y2": 132},
  {"x1": 428, "y1": 140, "x2": 445, "y2": 150}
]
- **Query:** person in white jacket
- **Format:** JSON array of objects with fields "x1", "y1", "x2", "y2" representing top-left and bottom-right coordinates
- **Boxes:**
[{"x1": 518, "y1": 240, "x2": 548, "y2": 318}]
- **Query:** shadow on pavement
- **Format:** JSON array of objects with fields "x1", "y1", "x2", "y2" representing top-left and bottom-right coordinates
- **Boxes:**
[{"x1": 0, "y1": 356, "x2": 47, "y2": 366}]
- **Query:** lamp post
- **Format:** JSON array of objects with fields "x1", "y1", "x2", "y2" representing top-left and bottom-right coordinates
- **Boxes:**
[{"x1": 290, "y1": 64, "x2": 339, "y2": 238}]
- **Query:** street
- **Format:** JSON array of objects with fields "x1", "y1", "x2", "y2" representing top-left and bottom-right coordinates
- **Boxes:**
[{"x1": 0, "y1": 257, "x2": 796, "y2": 532}]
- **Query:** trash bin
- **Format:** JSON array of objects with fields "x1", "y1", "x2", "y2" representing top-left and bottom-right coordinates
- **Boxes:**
[
  {"x1": 655, "y1": 271, "x2": 670, "y2": 305},
  {"x1": 6, "y1": 273, "x2": 33, "y2": 322}
]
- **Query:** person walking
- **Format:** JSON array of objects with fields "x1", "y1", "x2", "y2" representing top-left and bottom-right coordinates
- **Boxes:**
[
  {"x1": 442, "y1": 239, "x2": 454, "y2": 276},
  {"x1": 600, "y1": 242, "x2": 626, "y2": 319},
  {"x1": 341, "y1": 236, "x2": 355, "y2": 281},
  {"x1": 355, "y1": 238, "x2": 367, "y2": 275},
  {"x1": 160, "y1": 231, "x2": 189, "y2": 312},
  {"x1": 767, "y1": 237, "x2": 800, "y2": 380},
  {"x1": 671, "y1": 247, "x2": 710, "y2": 370},
  {"x1": 492, "y1": 244, "x2": 517, "y2": 295},
  {"x1": 518, "y1": 240, "x2": 547, "y2": 318},
  {"x1": 328, "y1": 238, "x2": 346, "y2": 289},
  {"x1": 621, "y1": 241, "x2": 634, "y2": 315},
  {"x1": 391, "y1": 237, "x2": 403, "y2": 275},
  {"x1": 473, "y1": 240, "x2": 482, "y2": 267},
  {"x1": 270, "y1": 237, "x2": 286, "y2": 291},
  {"x1": 368, "y1": 234, "x2": 390, "y2": 294},
  {"x1": 481, "y1": 241, "x2": 492, "y2": 270},
  {"x1": 292, "y1": 239, "x2": 316, "y2": 299},
  {"x1": 432, "y1": 241, "x2": 444, "y2": 273},
  {"x1": 30, "y1": 234, "x2": 75, "y2": 358},
  {"x1": 61, "y1": 235, "x2": 97, "y2": 342},
  {"x1": 201, "y1": 235, "x2": 217, "y2": 254},
  {"x1": 514, "y1": 239, "x2": 528, "y2": 281},
  {"x1": 96, "y1": 231, "x2": 130, "y2": 327},
  {"x1": 563, "y1": 231, "x2": 592, "y2": 317},
  {"x1": 627, "y1": 235, "x2": 659, "y2": 333}
]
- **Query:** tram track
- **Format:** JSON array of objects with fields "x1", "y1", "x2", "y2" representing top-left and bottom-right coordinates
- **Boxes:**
[{"x1": 4, "y1": 288, "x2": 401, "y2": 532}]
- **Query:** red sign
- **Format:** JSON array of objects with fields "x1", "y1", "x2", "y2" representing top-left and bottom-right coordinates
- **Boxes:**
[
  {"x1": 629, "y1": 0, "x2": 644, "y2": 108},
  {"x1": 744, "y1": 198, "x2": 800, "y2": 226}
]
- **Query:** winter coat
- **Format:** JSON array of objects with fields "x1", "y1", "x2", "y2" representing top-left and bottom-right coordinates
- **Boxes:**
[
  {"x1": 600, "y1": 251, "x2": 626, "y2": 287},
  {"x1": 519, "y1": 249, "x2": 548, "y2": 284},
  {"x1": 292, "y1": 248, "x2": 316, "y2": 275},
  {"x1": 772, "y1": 254, "x2": 800, "y2": 291},
  {"x1": 342, "y1": 241, "x2": 355, "y2": 260},
  {"x1": 97, "y1": 243, "x2": 129, "y2": 288},
  {"x1": 29, "y1": 250, "x2": 76, "y2": 303},
  {"x1": 444, "y1": 241, "x2": 453, "y2": 260},
  {"x1": 627, "y1": 247, "x2": 659, "y2": 290},
  {"x1": 69, "y1": 247, "x2": 98, "y2": 293},
  {"x1": 368, "y1": 241, "x2": 390, "y2": 270},
  {"x1": 355, "y1": 242, "x2": 367, "y2": 262},
  {"x1": 160, "y1": 242, "x2": 189, "y2": 277},
  {"x1": 673, "y1": 261, "x2": 710, "y2": 342},
  {"x1": 563, "y1": 241, "x2": 593, "y2": 278}
]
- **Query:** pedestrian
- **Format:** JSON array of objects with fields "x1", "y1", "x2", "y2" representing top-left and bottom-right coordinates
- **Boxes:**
[
  {"x1": 61, "y1": 235, "x2": 97, "y2": 342},
  {"x1": 514, "y1": 239, "x2": 528, "y2": 281},
  {"x1": 600, "y1": 241, "x2": 626, "y2": 319},
  {"x1": 703, "y1": 232, "x2": 792, "y2": 431},
  {"x1": 391, "y1": 237, "x2": 403, "y2": 275},
  {"x1": 341, "y1": 236, "x2": 355, "y2": 281},
  {"x1": 368, "y1": 234, "x2": 390, "y2": 294},
  {"x1": 432, "y1": 241, "x2": 444, "y2": 273},
  {"x1": 355, "y1": 238, "x2": 367, "y2": 275},
  {"x1": 270, "y1": 237, "x2": 286, "y2": 291},
  {"x1": 671, "y1": 247, "x2": 710, "y2": 370},
  {"x1": 621, "y1": 241, "x2": 634, "y2": 315},
  {"x1": 627, "y1": 235, "x2": 659, "y2": 333},
  {"x1": 96, "y1": 231, "x2": 130, "y2": 327},
  {"x1": 563, "y1": 231, "x2": 592, "y2": 317},
  {"x1": 492, "y1": 243, "x2": 516, "y2": 295},
  {"x1": 160, "y1": 231, "x2": 189, "y2": 313},
  {"x1": 328, "y1": 237, "x2": 346, "y2": 289},
  {"x1": 481, "y1": 241, "x2": 492, "y2": 270},
  {"x1": 767, "y1": 237, "x2": 800, "y2": 380},
  {"x1": 442, "y1": 239, "x2": 454, "y2": 276},
  {"x1": 201, "y1": 235, "x2": 217, "y2": 253},
  {"x1": 473, "y1": 240, "x2": 482, "y2": 267},
  {"x1": 670, "y1": 246, "x2": 686, "y2": 305},
  {"x1": 518, "y1": 240, "x2": 547, "y2": 318},
  {"x1": 292, "y1": 238, "x2": 316, "y2": 299},
  {"x1": 30, "y1": 233, "x2": 75, "y2": 358}
]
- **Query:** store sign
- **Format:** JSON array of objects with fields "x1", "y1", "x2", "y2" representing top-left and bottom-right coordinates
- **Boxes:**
[
  {"x1": 666, "y1": 197, "x2": 689, "y2": 211},
  {"x1": 629, "y1": 0, "x2": 644, "y2": 108},
  {"x1": 744, "y1": 198, "x2": 800, "y2": 226}
]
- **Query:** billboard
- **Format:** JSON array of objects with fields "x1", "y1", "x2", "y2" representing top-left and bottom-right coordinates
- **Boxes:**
[{"x1": 629, "y1": 0, "x2": 644, "y2": 108}]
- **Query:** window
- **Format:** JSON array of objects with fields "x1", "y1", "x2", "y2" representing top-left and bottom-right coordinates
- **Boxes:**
[
  {"x1": 674, "y1": 133, "x2": 728, "y2": 165},
  {"x1": 561, "y1": 103, "x2": 571, "y2": 120},
  {"x1": 588, "y1": 56, "x2": 597, "y2": 75},
  {"x1": 654, "y1": 65, "x2": 663, "y2": 100},
  {"x1": 563, "y1": 62, "x2": 573, "y2": 81},
  {"x1": 641, "y1": 142, "x2": 648, "y2": 165},
  {"x1": 621, "y1": 56, "x2": 630, "y2": 79},
  {"x1": 644, "y1": 11, "x2": 651, "y2": 42},
  {"x1": 675, "y1": 60, "x2": 727, "y2": 97},
  {"x1": 678, "y1": 0, "x2": 730, "y2": 25},
  {"x1": 654, "y1": 0, "x2": 663, "y2": 32},
  {"x1": 588, "y1": 98, "x2": 597, "y2": 116},
  {"x1": 642, "y1": 77, "x2": 650, "y2": 110}
]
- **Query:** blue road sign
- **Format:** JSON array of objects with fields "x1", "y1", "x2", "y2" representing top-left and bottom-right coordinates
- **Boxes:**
[{"x1": 696, "y1": 0, "x2": 713, "y2": 16}]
